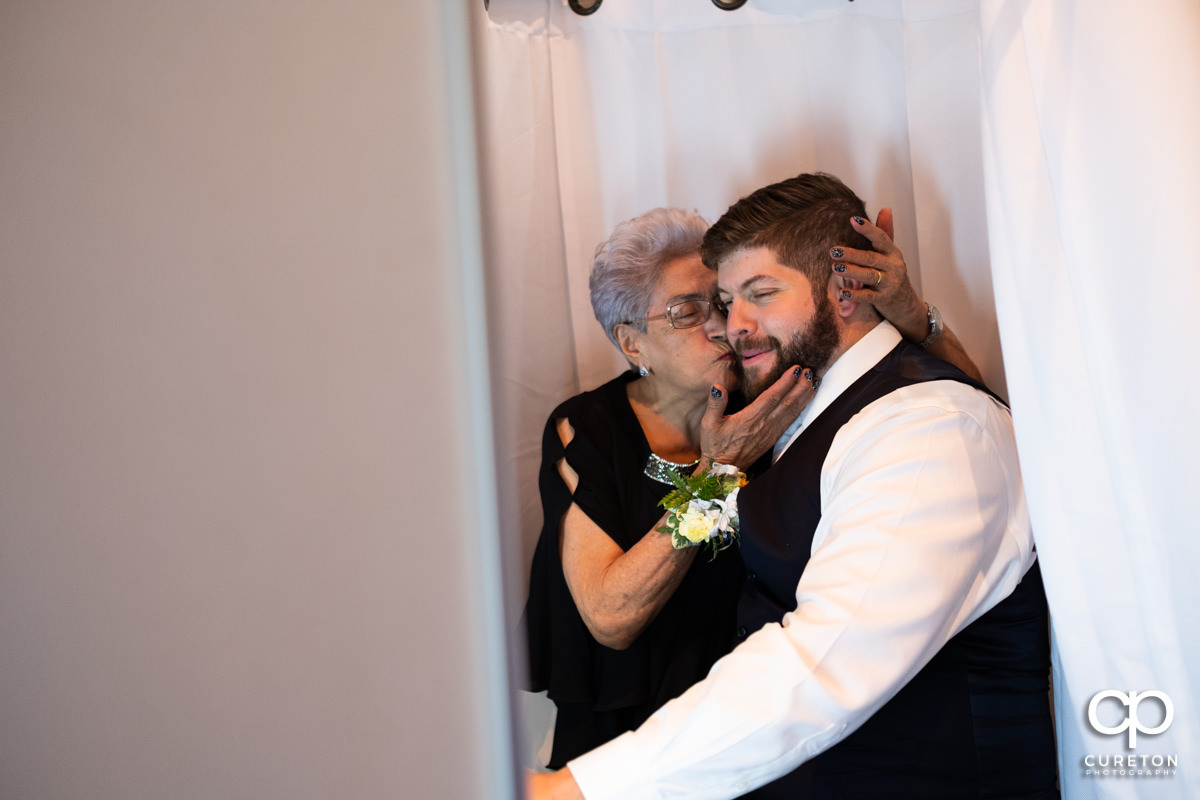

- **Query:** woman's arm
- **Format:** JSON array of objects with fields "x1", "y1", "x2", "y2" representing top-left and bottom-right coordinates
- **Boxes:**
[
  {"x1": 833, "y1": 209, "x2": 984, "y2": 382},
  {"x1": 556, "y1": 417, "x2": 698, "y2": 651},
  {"x1": 560, "y1": 501, "x2": 697, "y2": 651},
  {"x1": 558, "y1": 366, "x2": 817, "y2": 651}
]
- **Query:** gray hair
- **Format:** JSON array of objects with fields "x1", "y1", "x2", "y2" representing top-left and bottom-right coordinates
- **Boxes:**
[{"x1": 589, "y1": 207, "x2": 710, "y2": 347}]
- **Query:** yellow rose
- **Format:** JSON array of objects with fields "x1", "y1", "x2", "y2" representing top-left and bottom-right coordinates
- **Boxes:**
[{"x1": 678, "y1": 510, "x2": 713, "y2": 544}]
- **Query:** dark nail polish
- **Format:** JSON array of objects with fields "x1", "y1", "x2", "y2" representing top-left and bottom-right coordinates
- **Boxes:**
[
  {"x1": 803, "y1": 369, "x2": 814, "y2": 382},
  {"x1": 793, "y1": 366, "x2": 802, "y2": 378},
  {"x1": 711, "y1": 386, "x2": 722, "y2": 399},
  {"x1": 852, "y1": 216, "x2": 866, "y2": 225},
  {"x1": 833, "y1": 263, "x2": 846, "y2": 273},
  {"x1": 841, "y1": 290, "x2": 852, "y2": 299},
  {"x1": 830, "y1": 247, "x2": 844, "y2": 259}
]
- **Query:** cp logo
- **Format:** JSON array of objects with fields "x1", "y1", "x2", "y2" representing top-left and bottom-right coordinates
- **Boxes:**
[{"x1": 1088, "y1": 690, "x2": 1173, "y2": 748}]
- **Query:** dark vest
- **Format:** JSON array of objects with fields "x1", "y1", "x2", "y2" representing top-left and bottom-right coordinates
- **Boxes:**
[{"x1": 736, "y1": 340, "x2": 1058, "y2": 799}]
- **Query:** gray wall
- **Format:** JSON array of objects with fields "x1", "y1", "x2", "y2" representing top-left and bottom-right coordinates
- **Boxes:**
[{"x1": 0, "y1": 2, "x2": 515, "y2": 798}]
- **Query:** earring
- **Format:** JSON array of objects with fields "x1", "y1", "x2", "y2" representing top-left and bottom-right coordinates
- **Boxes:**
[{"x1": 638, "y1": 364, "x2": 650, "y2": 377}]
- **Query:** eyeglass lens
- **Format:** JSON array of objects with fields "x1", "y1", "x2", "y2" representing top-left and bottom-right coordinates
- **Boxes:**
[{"x1": 668, "y1": 300, "x2": 725, "y2": 329}]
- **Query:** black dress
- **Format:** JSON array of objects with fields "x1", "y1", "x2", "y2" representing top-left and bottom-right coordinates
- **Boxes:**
[{"x1": 523, "y1": 372, "x2": 745, "y2": 768}]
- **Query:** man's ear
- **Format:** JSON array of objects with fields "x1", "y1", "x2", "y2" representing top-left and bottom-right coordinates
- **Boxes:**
[
  {"x1": 613, "y1": 323, "x2": 643, "y2": 362},
  {"x1": 831, "y1": 274, "x2": 863, "y2": 319}
]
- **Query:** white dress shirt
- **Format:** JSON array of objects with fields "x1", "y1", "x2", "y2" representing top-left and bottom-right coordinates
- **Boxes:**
[{"x1": 567, "y1": 321, "x2": 1037, "y2": 800}]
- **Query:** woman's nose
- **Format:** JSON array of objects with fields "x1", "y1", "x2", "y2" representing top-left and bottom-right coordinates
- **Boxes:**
[{"x1": 703, "y1": 308, "x2": 728, "y2": 340}]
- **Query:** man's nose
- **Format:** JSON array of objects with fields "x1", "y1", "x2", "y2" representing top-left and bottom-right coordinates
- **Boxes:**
[{"x1": 725, "y1": 302, "x2": 753, "y2": 338}]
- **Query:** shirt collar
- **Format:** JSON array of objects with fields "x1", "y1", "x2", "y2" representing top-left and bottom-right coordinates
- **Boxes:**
[{"x1": 772, "y1": 320, "x2": 902, "y2": 461}]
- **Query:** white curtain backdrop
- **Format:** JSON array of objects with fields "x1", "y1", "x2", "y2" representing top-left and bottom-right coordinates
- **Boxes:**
[
  {"x1": 477, "y1": 1, "x2": 1200, "y2": 796},
  {"x1": 978, "y1": 2, "x2": 1200, "y2": 797}
]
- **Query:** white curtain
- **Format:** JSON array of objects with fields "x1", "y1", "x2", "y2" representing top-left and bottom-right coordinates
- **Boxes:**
[
  {"x1": 978, "y1": 1, "x2": 1200, "y2": 796},
  {"x1": 478, "y1": 1, "x2": 1200, "y2": 795}
]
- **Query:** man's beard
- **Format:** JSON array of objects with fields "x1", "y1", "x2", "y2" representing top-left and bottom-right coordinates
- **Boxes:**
[{"x1": 733, "y1": 296, "x2": 840, "y2": 401}]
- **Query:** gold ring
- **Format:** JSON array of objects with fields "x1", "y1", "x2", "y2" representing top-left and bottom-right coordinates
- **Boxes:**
[{"x1": 871, "y1": 268, "x2": 883, "y2": 287}]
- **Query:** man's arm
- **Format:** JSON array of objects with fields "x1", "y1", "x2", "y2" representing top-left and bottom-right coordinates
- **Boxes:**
[{"x1": 555, "y1": 384, "x2": 1033, "y2": 800}]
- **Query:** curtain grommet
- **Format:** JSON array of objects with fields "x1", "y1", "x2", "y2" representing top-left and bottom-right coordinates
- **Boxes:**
[
  {"x1": 568, "y1": 0, "x2": 603, "y2": 15},
  {"x1": 711, "y1": 0, "x2": 748, "y2": 9}
]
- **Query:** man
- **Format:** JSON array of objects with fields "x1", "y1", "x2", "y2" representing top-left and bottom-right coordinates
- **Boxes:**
[{"x1": 530, "y1": 173, "x2": 1057, "y2": 799}]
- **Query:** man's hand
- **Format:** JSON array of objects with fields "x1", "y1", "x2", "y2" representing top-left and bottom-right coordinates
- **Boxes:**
[
  {"x1": 700, "y1": 366, "x2": 818, "y2": 469},
  {"x1": 526, "y1": 768, "x2": 584, "y2": 800}
]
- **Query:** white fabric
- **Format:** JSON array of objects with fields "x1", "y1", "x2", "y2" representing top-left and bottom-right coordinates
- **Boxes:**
[
  {"x1": 977, "y1": 2, "x2": 1200, "y2": 793},
  {"x1": 772, "y1": 321, "x2": 902, "y2": 461},
  {"x1": 568, "y1": 321, "x2": 1037, "y2": 799},
  {"x1": 479, "y1": 2, "x2": 1003, "y2": 595},
  {"x1": 482, "y1": 2, "x2": 1200, "y2": 794}
]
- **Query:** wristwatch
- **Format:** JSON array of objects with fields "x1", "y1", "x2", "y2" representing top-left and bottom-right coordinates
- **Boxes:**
[{"x1": 919, "y1": 302, "x2": 943, "y2": 348}]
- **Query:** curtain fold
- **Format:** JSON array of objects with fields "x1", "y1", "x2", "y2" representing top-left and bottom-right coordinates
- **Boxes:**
[{"x1": 979, "y1": 1, "x2": 1200, "y2": 795}]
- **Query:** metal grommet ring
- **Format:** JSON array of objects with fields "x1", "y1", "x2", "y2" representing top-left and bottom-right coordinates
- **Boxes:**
[{"x1": 568, "y1": 0, "x2": 602, "y2": 15}]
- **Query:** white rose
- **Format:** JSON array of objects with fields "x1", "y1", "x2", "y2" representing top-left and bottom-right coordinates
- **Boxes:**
[{"x1": 713, "y1": 489, "x2": 740, "y2": 537}]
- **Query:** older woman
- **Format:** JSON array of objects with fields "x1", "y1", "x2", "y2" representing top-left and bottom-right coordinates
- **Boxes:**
[{"x1": 524, "y1": 207, "x2": 978, "y2": 768}]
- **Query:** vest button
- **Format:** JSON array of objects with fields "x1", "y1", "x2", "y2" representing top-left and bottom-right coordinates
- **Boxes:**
[
  {"x1": 745, "y1": 571, "x2": 757, "y2": 583},
  {"x1": 737, "y1": 626, "x2": 748, "y2": 639}
]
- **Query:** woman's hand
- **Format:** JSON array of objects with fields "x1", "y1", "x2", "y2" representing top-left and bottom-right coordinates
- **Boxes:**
[
  {"x1": 700, "y1": 365, "x2": 818, "y2": 469},
  {"x1": 527, "y1": 768, "x2": 584, "y2": 800},
  {"x1": 833, "y1": 209, "x2": 984, "y2": 382},
  {"x1": 830, "y1": 209, "x2": 929, "y2": 342}
]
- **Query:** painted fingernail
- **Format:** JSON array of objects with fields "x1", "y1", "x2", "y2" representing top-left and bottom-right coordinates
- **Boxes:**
[
  {"x1": 833, "y1": 263, "x2": 846, "y2": 273},
  {"x1": 852, "y1": 216, "x2": 866, "y2": 226},
  {"x1": 793, "y1": 366, "x2": 802, "y2": 378},
  {"x1": 803, "y1": 369, "x2": 814, "y2": 382},
  {"x1": 830, "y1": 247, "x2": 844, "y2": 259},
  {"x1": 841, "y1": 290, "x2": 852, "y2": 299},
  {"x1": 711, "y1": 386, "x2": 722, "y2": 398}
]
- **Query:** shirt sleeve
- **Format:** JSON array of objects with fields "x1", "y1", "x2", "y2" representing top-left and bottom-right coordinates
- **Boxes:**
[{"x1": 567, "y1": 382, "x2": 1037, "y2": 800}]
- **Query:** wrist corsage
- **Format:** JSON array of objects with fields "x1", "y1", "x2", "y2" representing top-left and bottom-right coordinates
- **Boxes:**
[{"x1": 657, "y1": 462, "x2": 747, "y2": 557}]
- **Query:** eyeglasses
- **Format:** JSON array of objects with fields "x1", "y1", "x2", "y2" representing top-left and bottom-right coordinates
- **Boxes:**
[{"x1": 627, "y1": 298, "x2": 728, "y2": 330}]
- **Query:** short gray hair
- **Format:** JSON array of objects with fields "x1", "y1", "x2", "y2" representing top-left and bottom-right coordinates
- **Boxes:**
[{"x1": 589, "y1": 207, "x2": 710, "y2": 347}]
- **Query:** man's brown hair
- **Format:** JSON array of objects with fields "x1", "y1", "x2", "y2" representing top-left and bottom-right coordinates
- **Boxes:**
[{"x1": 701, "y1": 172, "x2": 871, "y2": 296}]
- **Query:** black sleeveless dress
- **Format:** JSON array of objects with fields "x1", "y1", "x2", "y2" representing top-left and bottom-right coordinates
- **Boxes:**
[{"x1": 523, "y1": 372, "x2": 745, "y2": 768}]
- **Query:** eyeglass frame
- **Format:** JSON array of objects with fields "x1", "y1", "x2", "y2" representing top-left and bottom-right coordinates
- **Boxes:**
[{"x1": 624, "y1": 298, "x2": 728, "y2": 330}]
